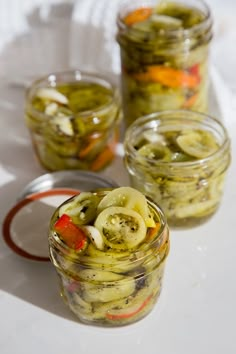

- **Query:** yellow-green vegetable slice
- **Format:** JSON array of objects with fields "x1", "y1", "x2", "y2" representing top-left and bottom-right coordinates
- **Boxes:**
[
  {"x1": 78, "y1": 269, "x2": 124, "y2": 282},
  {"x1": 82, "y1": 275, "x2": 135, "y2": 302},
  {"x1": 82, "y1": 226, "x2": 104, "y2": 250},
  {"x1": 137, "y1": 143, "x2": 172, "y2": 161},
  {"x1": 97, "y1": 186, "x2": 155, "y2": 227},
  {"x1": 95, "y1": 206, "x2": 147, "y2": 249},
  {"x1": 36, "y1": 87, "x2": 68, "y2": 105},
  {"x1": 59, "y1": 192, "x2": 99, "y2": 225},
  {"x1": 176, "y1": 130, "x2": 219, "y2": 158}
]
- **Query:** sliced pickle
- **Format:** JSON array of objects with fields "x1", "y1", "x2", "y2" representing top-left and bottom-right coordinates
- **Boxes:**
[
  {"x1": 137, "y1": 143, "x2": 172, "y2": 161},
  {"x1": 59, "y1": 192, "x2": 99, "y2": 225},
  {"x1": 86, "y1": 243, "x2": 129, "y2": 259},
  {"x1": 82, "y1": 276, "x2": 135, "y2": 303},
  {"x1": 71, "y1": 292, "x2": 92, "y2": 314},
  {"x1": 82, "y1": 226, "x2": 104, "y2": 250},
  {"x1": 53, "y1": 116, "x2": 74, "y2": 136},
  {"x1": 36, "y1": 87, "x2": 68, "y2": 105},
  {"x1": 150, "y1": 14, "x2": 183, "y2": 30},
  {"x1": 174, "y1": 198, "x2": 218, "y2": 218},
  {"x1": 94, "y1": 206, "x2": 147, "y2": 250},
  {"x1": 176, "y1": 130, "x2": 219, "y2": 158},
  {"x1": 78, "y1": 269, "x2": 124, "y2": 282},
  {"x1": 97, "y1": 187, "x2": 155, "y2": 227}
]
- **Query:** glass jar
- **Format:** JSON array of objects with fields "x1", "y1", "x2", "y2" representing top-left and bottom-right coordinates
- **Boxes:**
[
  {"x1": 25, "y1": 70, "x2": 122, "y2": 171},
  {"x1": 48, "y1": 188, "x2": 170, "y2": 326},
  {"x1": 124, "y1": 110, "x2": 231, "y2": 228},
  {"x1": 116, "y1": 0, "x2": 213, "y2": 127}
]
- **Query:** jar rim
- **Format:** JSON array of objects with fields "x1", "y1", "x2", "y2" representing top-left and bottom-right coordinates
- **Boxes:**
[
  {"x1": 25, "y1": 70, "x2": 120, "y2": 121},
  {"x1": 49, "y1": 193, "x2": 169, "y2": 267},
  {"x1": 117, "y1": 0, "x2": 212, "y2": 45},
  {"x1": 124, "y1": 109, "x2": 231, "y2": 168}
]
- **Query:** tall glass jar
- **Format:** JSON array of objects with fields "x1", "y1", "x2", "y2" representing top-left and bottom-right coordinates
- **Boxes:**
[
  {"x1": 48, "y1": 188, "x2": 170, "y2": 326},
  {"x1": 25, "y1": 71, "x2": 122, "y2": 171},
  {"x1": 117, "y1": 0, "x2": 213, "y2": 127},
  {"x1": 124, "y1": 110, "x2": 231, "y2": 228}
]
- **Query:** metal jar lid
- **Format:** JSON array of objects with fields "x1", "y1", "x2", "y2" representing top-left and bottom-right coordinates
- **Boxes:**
[{"x1": 2, "y1": 171, "x2": 119, "y2": 262}]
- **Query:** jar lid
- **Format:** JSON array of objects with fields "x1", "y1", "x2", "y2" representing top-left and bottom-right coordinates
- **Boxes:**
[{"x1": 2, "y1": 171, "x2": 118, "y2": 262}]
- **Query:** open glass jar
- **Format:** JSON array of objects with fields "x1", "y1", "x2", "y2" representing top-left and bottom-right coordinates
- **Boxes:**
[
  {"x1": 116, "y1": 0, "x2": 213, "y2": 127},
  {"x1": 124, "y1": 110, "x2": 231, "y2": 228},
  {"x1": 48, "y1": 187, "x2": 170, "y2": 326},
  {"x1": 25, "y1": 70, "x2": 122, "y2": 171}
]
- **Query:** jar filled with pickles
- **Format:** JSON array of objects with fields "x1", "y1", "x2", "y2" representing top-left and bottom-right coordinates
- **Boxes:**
[
  {"x1": 49, "y1": 187, "x2": 170, "y2": 326},
  {"x1": 124, "y1": 110, "x2": 231, "y2": 228},
  {"x1": 25, "y1": 71, "x2": 122, "y2": 171},
  {"x1": 116, "y1": 0, "x2": 213, "y2": 127}
]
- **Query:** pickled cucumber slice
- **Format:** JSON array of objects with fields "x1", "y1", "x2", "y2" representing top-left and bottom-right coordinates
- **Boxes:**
[
  {"x1": 71, "y1": 292, "x2": 92, "y2": 313},
  {"x1": 53, "y1": 116, "x2": 74, "y2": 136},
  {"x1": 82, "y1": 226, "x2": 104, "y2": 250},
  {"x1": 95, "y1": 206, "x2": 147, "y2": 249},
  {"x1": 82, "y1": 276, "x2": 135, "y2": 302},
  {"x1": 78, "y1": 269, "x2": 124, "y2": 282},
  {"x1": 137, "y1": 143, "x2": 171, "y2": 162},
  {"x1": 176, "y1": 130, "x2": 219, "y2": 158},
  {"x1": 174, "y1": 198, "x2": 218, "y2": 218},
  {"x1": 86, "y1": 243, "x2": 129, "y2": 259},
  {"x1": 45, "y1": 102, "x2": 58, "y2": 116},
  {"x1": 97, "y1": 187, "x2": 155, "y2": 227},
  {"x1": 36, "y1": 88, "x2": 68, "y2": 105},
  {"x1": 151, "y1": 14, "x2": 183, "y2": 30},
  {"x1": 59, "y1": 192, "x2": 99, "y2": 225}
]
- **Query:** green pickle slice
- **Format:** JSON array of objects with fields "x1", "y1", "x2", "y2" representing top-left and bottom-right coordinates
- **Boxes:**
[
  {"x1": 50, "y1": 188, "x2": 168, "y2": 325},
  {"x1": 176, "y1": 130, "x2": 219, "y2": 158}
]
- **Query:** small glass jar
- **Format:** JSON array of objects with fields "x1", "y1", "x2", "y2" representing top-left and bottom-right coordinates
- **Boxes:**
[
  {"x1": 116, "y1": 0, "x2": 213, "y2": 127},
  {"x1": 25, "y1": 70, "x2": 122, "y2": 171},
  {"x1": 48, "y1": 189, "x2": 170, "y2": 326},
  {"x1": 124, "y1": 110, "x2": 231, "y2": 228}
]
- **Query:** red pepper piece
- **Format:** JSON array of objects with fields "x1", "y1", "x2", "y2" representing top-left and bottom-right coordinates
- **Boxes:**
[
  {"x1": 54, "y1": 214, "x2": 87, "y2": 250},
  {"x1": 147, "y1": 222, "x2": 161, "y2": 241},
  {"x1": 106, "y1": 294, "x2": 153, "y2": 320},
  {"x1": 124, "y1": 7, "x2": 152, "y2": 26},
  {"x1": 189, "y1": 63, "x2": 199, "y2": 76}
]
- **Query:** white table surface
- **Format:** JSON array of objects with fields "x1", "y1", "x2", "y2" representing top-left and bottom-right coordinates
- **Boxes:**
[{"x1": 0, "y1": 1, "x2": 236, "y2": 354}]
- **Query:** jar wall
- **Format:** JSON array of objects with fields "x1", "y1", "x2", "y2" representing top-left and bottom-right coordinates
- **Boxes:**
[
  {"x1": 117, "y1": 0, "x2": 213, "y2": 127},
  {"x1": 25, "y1": 71, "x2": 121, "y2": 171},
  {"x1": 124, "y1": 111, "x2": 231, "y2": 228},
  {"x1": 48, "y1": 190, "x2": 170, "y2": 326}
]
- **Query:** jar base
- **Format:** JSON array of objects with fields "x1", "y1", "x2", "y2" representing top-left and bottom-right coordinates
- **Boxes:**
[{"x1": 167, "y1": 207, "x2": 219, "y2": 229}]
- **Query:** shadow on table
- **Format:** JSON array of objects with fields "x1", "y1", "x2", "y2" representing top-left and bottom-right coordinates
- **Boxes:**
[
  {"x1": 0, "y1": 1, "x2": 82, "y2": 324},
  {"x1": 0, "y1": 0, "x2": 128, "y2": 324}
]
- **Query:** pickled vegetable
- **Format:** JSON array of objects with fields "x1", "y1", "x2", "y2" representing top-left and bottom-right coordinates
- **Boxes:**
[
  {"x1": 49, "y1": 187, "x2": 169, "y2": 326},
  {"x1": 124, "y1": 112, "x2": 231, "y2": 228},
  {"x1": 117, "y1": 0, "x2": 212, "y2": 126},
  {"x1": 25, "y1": 72, "x2": 121, "y2": 171}
]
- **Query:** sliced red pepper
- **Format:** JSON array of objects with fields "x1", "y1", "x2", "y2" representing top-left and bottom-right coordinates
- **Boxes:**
[
  {"x1": 90, "y1": 146, "x2": 114, "y2": 171},
  {"x1": 54, "y1": 214, "x2": 87, "y2": 250},
  {"x1": 66, "y1": 280, "x2": 80, "y2": 293},
  {"x1": 189, "y1": 63, "x2": 200, "y2": 78},
  {"x1": 124, "y1": 7, "x2": 152, "y2": 26},
  {"x1": 106, "y1": 294, "x2": 153, "y2": 320},
  {"x1": 133, "y1": 66, "x2": 199, "y2": 89},
  {"x1": 79, "y1": 133, "x2": 104, "y2": 159},
  {"x1": 147, "y1": 222, "x2": 161, "y2": 241}
]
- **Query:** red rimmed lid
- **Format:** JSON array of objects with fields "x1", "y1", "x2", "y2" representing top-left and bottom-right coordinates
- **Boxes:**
[
  {"x1": 2, "y1": 189, "x2": 79, "y2": 262},
  {"x1": 2, "y1": 170, "x2": 118, "y2": 261}
]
